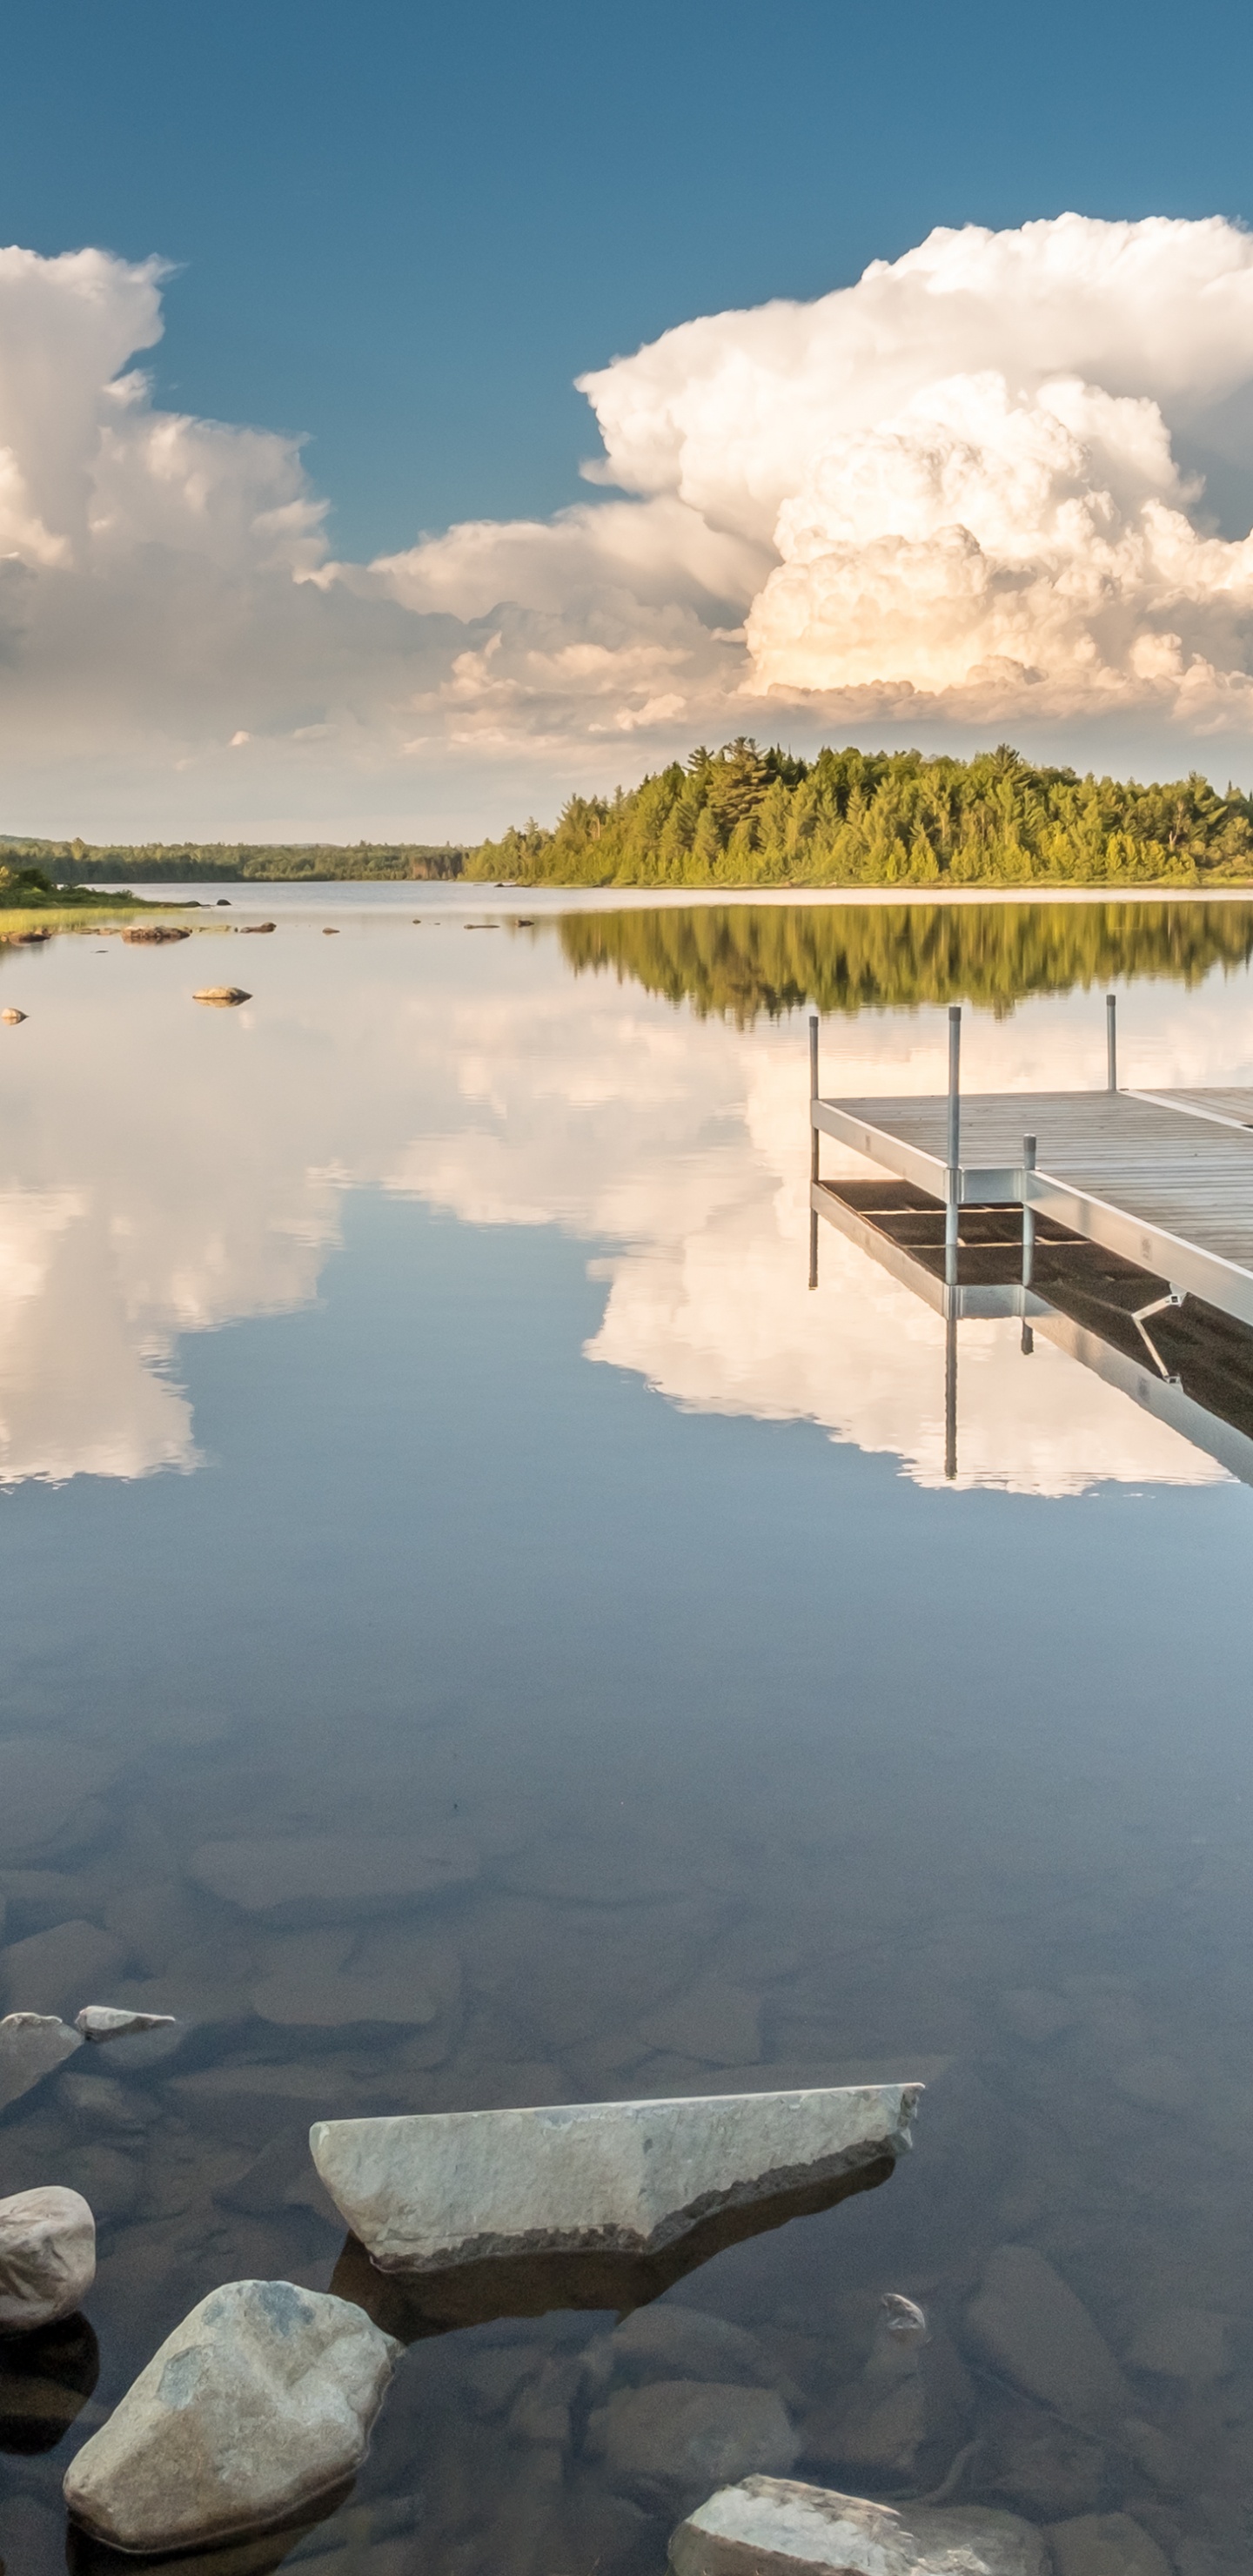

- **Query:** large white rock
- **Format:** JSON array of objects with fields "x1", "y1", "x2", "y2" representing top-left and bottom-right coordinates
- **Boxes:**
[
  {"x1": 0, "y1": 2186, "x2": 96, "y2": 2331},
  {"x1": 668, "y1": 2478, "x2": 1048, "y2": 2576},
  {"x1": 309, "y1": 2083, "x2": 920, "y2": 2273},
  {"x1": 64, "y1": 2279, "x2": 399, "y2": 2553},
  {"x1": 0, "y1": 2010, "x2": 81, "y2": 2110}
]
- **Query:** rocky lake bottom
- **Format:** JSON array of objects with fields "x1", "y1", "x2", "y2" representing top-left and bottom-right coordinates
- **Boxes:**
[{"x1": 3, "y1": 892, "x2": 1253, "y2": 2573}]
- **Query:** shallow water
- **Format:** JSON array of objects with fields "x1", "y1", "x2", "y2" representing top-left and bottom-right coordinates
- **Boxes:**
[{"x1": 3, "y1": 896, "x2": 1253, "y2": 2573}]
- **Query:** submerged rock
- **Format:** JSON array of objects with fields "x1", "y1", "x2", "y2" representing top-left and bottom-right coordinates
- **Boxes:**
[
  {"x1": 124, "y1": 923, "x2": 192, "y2": 943},
  {"x1": 0, "y1": 2186, "x2": 96, "y2": 2331},
  {"x1": 310, "y1": 2082, "x2": 921, "y2": 2275},
  {"x1": 1, "y1": 1006, "x2": 27, "y2": 1023},
  {"x1": 1048, "y1": 2512, "x2": 1173, "y2": 2576},
  {"x1": 191, "y1": 1830, "x2": 477, "y2": 1921},
  {"x1": 193, "y1": 985, "x2": 251, "y2": 1006},
  {"x1": 0, "y1": 2010, "x2": 82, "y2": 2111},
  {"x1": 0, "y1": 1918, "x2": 127, "y2": 2017},
  {"x1": 75, "y1": 2004, "x2": 178, "y2": 2043},
  {"x1": 965, "y1": 2244, "x2": 1131, "y2": 2428},
  {"x1": 0, "y1": 2311, "x2": 99, "y2": 2453},
  {"x1": 591, "y1": 2304, "x2": 774, "y2": 2389},
  {"x1": 593, "y1": 2380, "x2": 798, "y2": 2511},
  {"x1": 63, "y1": 2279, "x2": 399, "y2": 2553},
  {"x1": 668, "y1": 2478, "x2": 1047, "y2": 2575}
]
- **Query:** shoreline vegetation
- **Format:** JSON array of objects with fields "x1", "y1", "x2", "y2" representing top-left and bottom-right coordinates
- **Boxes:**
[
  {"x1": 0, "y1": 862, "x2": 173, "y2": 935},
  {"x1": 466, "y1": 741, "x2": 1253, "y2": 889},
  {"x1": 10, "y1": 743, "x2": 1253, "y2": 896}
]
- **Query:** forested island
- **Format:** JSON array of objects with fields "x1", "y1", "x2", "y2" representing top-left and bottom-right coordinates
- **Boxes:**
[{"x1": 466, "y1": 741, "x2": 1253, "y2": 889}]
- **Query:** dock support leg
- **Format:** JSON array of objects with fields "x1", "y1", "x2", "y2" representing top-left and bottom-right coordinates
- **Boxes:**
[
  {"x1": 944, "y1": 1004, "x2": 962, "y2": 1286},
  {"x1": 808, "y1": 1013, "x2": 820, "y2": 1290},
  {"x1": 1107, "y1": 992, "x2": 1117, "y2": 1092},
  {"x1": 1021, "y1": 1132, "x2": 1036, "y2": 1355}
]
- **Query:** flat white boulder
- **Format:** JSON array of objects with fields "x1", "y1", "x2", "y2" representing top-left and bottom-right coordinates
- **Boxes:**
[
  {"x1": 669, "y1": 2478, "x2": 1048, "y2": 2576},
  {"x1": 310, "y1": 2083, "x2": 920, "y2": 2274},
  {"x1": 0, "y1": 2186, "x2": 96, "y2": 2331},
  {"x1": 64, "y1": 2279, "x2": 399, "y2": 2553},
  {"x1": 75, "y1": 2003, "x2": 178, "y2": 2043},
  {"x1": 0, "y1": 2011, "x2": 81, "y2": 2110}
]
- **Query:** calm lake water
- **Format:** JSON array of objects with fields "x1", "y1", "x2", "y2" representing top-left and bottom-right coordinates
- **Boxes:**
[{"x1": 3, "y1": 891, "x2": 1253, "y2": 2573}]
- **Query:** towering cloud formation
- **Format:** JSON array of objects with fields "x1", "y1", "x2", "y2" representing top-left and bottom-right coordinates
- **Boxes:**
[{"x1": 7, "y1": 215, "x2": 1253, "y2": 826}]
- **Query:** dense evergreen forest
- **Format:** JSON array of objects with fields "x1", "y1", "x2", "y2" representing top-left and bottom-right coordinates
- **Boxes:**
[
  {"x1": 555, "y1": 901, "x2": 1253, "y2": 1023},
  {"x1": 468, "y1": 742, "x2": 1253, "y2": 889},
  {"x1": 0, "y1": 839, "x2": 466, "y2": 884}
]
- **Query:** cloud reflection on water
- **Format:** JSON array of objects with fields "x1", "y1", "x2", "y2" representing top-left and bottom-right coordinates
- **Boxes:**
[{"x1": 3, "y1": 907, "x2": 1251, "y2": 1493}]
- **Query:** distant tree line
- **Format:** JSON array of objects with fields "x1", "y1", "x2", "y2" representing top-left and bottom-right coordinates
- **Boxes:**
[
  {"x1": 467, "y1": 741, "x2": 1253, "y2": 888},
  {"x1": 555, "y1": 899, "x2": 1253, "y2": 1024},
  {"x1": 0, "y1": 838, "x2": 466, "y2": 884}
]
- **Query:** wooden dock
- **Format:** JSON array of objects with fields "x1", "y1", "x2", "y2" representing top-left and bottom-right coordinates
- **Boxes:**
[{"x1": 812, "y1": 1060, "x2": 1253, "y2": 1328}]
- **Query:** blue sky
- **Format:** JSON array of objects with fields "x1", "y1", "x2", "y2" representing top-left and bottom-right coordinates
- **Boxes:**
[
  {"x1": 8, "y1": 0, "x2": 1253, "y2": 561},
  {"x1": 8, "y1": 0, "x2": 1253, "y2": 835}
]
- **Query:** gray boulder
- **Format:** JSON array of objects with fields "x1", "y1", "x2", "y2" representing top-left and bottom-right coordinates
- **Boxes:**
[
  {"x1": 309, "y1": 2082, "x2": 920, "y2": 2273},
  {"x1": 593, "y1": 2380, "x2": 798, "y2": 2511},
  {"x1": 0, "y1": 2011, "x2": 81, "y2": 2111},
  {"x1": 64, "y1": 2279, "x2": 399, "y2": 2553},
  {"x1": 668, "y1": 2478, "x2": 1047, "y2": 2575},
  {"x1": 0, "y1": 2186, "x2": 96, "y2": 2331}
]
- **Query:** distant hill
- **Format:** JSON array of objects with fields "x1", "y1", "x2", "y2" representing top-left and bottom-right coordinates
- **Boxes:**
[{"x1": 0, "y1": 838, "x2": 466, "y2": 884}]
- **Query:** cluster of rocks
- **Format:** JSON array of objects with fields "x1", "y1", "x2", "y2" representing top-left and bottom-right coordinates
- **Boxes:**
[{"x1": 2, "y1": 2079, "x2": 923, "y2": 2558}]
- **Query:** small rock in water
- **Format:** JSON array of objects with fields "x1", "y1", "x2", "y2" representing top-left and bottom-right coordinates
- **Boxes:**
[
  {"x1": 75, "y1": 2003, "x2": 178, "y2": 2043},
  {"x1": 0, "y1": 2186, "x2": 96, "y2": 2331},
  {"x1": 1, "y1": 1006, "x2": 27, "y2": 1023},
  {"x1": 193, "y1": 985, "x2": 251, "y2": 1005},
  {"x1": 0, "y1": 2011, "x2": 82, "y2": 2110},
  {"x1": 63, "y1": 2278, "x2": 399, "y2": 2553},
  {"x1": 241, "y1": 922, "x2": 276, "y2": 933},
  {"x1": 881, "y1": 2291, "x2": 928, "y2": 2345},
  {"x1": 668, "y1": 2477, "x2": 1047, "y2": 2575}
]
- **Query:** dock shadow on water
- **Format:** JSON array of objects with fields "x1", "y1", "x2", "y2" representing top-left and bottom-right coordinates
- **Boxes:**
[{"x1": 4, "y1": 898, "x2": 1253, "y2": 2572}]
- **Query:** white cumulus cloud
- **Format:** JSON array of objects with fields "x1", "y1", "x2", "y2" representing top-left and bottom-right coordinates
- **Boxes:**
[{"x1": 10, "y1": 215, "x2": 1253, "y2": 829}]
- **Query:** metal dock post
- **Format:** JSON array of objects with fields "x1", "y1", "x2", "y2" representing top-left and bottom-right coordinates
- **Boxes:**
[
  {"x1": 808, "y1": 1014, "x2": 820, "y2": 1290},
  {"x1": 944, "y1": 1005, "x2": 962, "y2": 1285},
  {"x1": 1107, "y1": 992, "x2": 1117, "y2": 1092}
]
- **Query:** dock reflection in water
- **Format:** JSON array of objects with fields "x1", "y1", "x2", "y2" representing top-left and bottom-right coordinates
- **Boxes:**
[{"x1": 813, "y1": 1174, "x2": 1253, "y2": 1488}]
